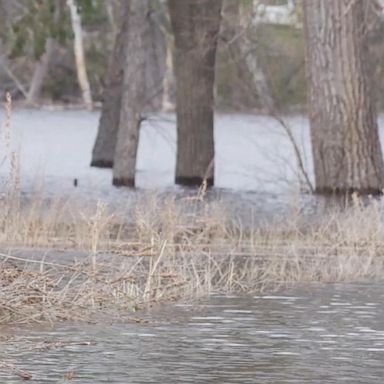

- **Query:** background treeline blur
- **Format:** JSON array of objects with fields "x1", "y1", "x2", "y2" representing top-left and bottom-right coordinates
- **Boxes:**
[
  {"x1": 2, "y1": 0, "x2": 383, "y2": 111},
  {"x1": 0, "y1": 0, "x2": 384, "y2": 110}
]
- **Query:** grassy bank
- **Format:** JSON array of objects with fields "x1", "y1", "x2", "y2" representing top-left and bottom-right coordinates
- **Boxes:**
[{"x1": 1, "y1": 189, "x2": 384, "y2": 325}]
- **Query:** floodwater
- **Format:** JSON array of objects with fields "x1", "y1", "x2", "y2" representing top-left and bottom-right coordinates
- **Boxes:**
[
  {"x1": 2, "y1": 283, "x2": 384, "y2": 383},
  {"x1": 2, "y1": 108, "x2": 384, "y2": 220},
  {"x1": 2, "y1": 110, "x2": 384, "y2": 382},
  {"x1": 1, "y1": 108, "x2": 384, "y2": 220},
  {"x1": 0, "y1": 109, "x2": 313, "y2": 193},
  {"x1": 1, "y1": 108, "x2": 317, "y2": 221}
]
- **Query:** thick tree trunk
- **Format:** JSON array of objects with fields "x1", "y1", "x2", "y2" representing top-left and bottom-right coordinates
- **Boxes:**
[
  {"x1": 26, "y1": 38, "x2": 55, "y2": 105},
  {"x1": 91, "y1": 1, "x2": 165, "y2": 168},
  {"x1": 303, "y1": 0, "x2": 384, "y2": 195},
  {"x1": 91, "y1": 1, "x2": 128, "y2": 168},
  {"x1": 67, "y1": 0, "x2": 93, "y2": 110},
  {"x1": 112, "y1": 0, "x2": 149, "y2": 187},
  {"x1": 169, "y1": 0, "x2": 223, "y2": 187}
]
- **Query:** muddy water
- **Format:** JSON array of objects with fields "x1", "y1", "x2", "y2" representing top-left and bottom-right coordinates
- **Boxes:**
[{"x1": 2, "y1": 283, "x2": 384, "y2": 383}]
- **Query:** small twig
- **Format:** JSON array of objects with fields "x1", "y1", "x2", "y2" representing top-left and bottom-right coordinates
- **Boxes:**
[
  {"x1": 0, "y1": 252, "x2": 68, "y2": 268},
  {"x1": 0, "y1": 362, "x2": 33, "y2": 381}
]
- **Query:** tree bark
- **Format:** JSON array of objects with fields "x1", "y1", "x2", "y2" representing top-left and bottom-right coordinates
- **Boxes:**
[
  {"x1": 112, "y1": 0, "x2": 149, "y2": 187},
  {"x1": 26, "y1": 0, "x2": 62, "y2": 106},
  {"x1": 91, "y1": 1, "x2": 165, "y2": 168},
  {"x1": 303, "y1": 0, "x2": 384, "y2": 195},
  {"x1": 67, "y1": 0, "x2": 93, "y2": 110},
  {"x1": 169, "y1": 0, "x2": 223, "y2": 187},
  {"x1": 91, "y1": 0, "x2": 128, "y2": 168}
]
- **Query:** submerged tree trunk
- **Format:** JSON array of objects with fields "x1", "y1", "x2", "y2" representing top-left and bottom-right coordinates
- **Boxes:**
[
  {"x1": 303, "y1": 0, "x2": 384, "y2": 194},
  {"x1": 67, "y1": 0, "x2": 93, "y2": 110},
  {"x1": 91, "y1": 1, "x2": 128, "y2": 168},
  {"x1": 169, "y1": 0, "x2": 223, "y2": 187},
  {"x1": 112, "y1": 0, "x2": 149, "y2": 187}
]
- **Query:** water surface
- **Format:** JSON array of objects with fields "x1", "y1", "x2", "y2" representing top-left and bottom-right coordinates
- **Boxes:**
[{"x1": 2, "y1": 283, "x2": 384, "y2": 383}]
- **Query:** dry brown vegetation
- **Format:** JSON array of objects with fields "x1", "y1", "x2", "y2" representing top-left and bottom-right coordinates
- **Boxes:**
[{"x1": 1, "y1": 189, "x2": 384, "y2": 325}]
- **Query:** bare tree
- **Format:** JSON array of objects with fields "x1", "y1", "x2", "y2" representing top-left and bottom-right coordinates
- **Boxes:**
[
  {"x1": 26, "y1": 0, "x2": 64, "y2": 106},
  {"x1": 112, "y1": 0, "x2": 149, "y2": 187},
  {"x1": 145, "y1": 7, "x2": 167, "y2": 111},
  {"x1": 169, "y1": 0, "x2": 223, "y2": 187},
  {"x1": 149, "y1": 1, "x2": 175, "y2": 111},
  {"x1": 67, "y1": 0, "x2": 93, "y2": 110},
  {"x1": 222, "y1": 0, "x2": 313, "y2": 192},
  {"x1": 26, "y1": 39, "x2": 55, "y2": 105},
  {"x1": 91, "y1": 0, "x2": 166, "y2": 168},
  {"x1": 303, "y1": 0, "x2": 384, "y2": 194},
  {"x1": 223, "y1": 0, "x2": 275, "y2": 112},
  {"x1": 91, "y1": 0, "x2": 128, "y2": 168}
]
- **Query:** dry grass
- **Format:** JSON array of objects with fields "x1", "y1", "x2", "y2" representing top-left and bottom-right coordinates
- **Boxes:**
[{"x1": 1, "y1": 190, "x2": 384, "y2": 325}]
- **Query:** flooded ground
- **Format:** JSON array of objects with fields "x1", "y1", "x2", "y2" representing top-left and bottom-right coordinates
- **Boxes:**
[
  {"x1": 1, "y1": 109, "x2": 313, "y2": 192},
  {"x1": 2, "y1": 283, "x2": 384, "y2": 383},
  {"x1": 1, "y1": 109, "x2": 317, "y2": 222},
  {"x1": 1, "y1": 108, "x2": 383, "y2": 221},
  {"x1": 2, "y1": 110, "x2": 384, "y2": 382}
]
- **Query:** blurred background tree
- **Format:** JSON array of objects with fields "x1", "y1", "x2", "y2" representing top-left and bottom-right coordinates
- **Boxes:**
[{"x1": 0, "y1": 0, "x2": 382, "y2": 112}]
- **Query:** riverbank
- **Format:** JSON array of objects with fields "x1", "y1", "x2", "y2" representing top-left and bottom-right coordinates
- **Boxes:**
[{"x1": 2, "y1": 192, "x2": 384, "y2": 325}]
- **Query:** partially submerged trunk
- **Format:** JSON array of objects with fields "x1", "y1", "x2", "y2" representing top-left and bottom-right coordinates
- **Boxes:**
[
  {"x1": 112, "y1": 0, "x2": 149, "y2": 187},
  {"x1": 92, "y1": 1, "x2": 165, "y2": 168},
  {"x1": 169, "y1": 0, "x2": 223, "y2": 187},
  {"x1": 91, "y1": 1, "x2": 128, "y2": 168},
  {"x1": 67, "y1": 0, "x2": 93, "y2": 110},
  {"x1": 303, "y1": 0, "x2": 384, "y2": 194}
]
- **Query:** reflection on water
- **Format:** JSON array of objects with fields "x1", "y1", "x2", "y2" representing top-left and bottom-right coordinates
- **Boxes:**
[{"x1": 2, "y1": 283, "x2": 384, "y2": 383}]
